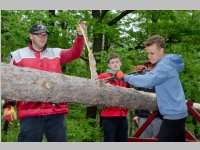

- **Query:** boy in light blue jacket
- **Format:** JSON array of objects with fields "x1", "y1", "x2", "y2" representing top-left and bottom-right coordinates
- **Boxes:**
[{"x1": 117, "y1": 35, "x2": 188, "y2": 142}]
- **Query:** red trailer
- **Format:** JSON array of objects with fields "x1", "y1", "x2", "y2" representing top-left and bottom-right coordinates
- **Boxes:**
[{"x1": 128, "y1": 100, "x2": 200, "y2": 142}]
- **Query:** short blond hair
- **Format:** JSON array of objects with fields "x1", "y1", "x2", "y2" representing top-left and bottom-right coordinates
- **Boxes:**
[{"x1": 144, "y1": 35, "x2": 166, "y2": 48}]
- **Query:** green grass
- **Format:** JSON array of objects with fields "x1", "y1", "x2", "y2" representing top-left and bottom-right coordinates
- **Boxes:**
[
  {"x1": 1, "y1": 104, "x2": 103, "y2": 142},
  {"x1": 1, "y1": 104, "x2": 200, "y2": 142}
]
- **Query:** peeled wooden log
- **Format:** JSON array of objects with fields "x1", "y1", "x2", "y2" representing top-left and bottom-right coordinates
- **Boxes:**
[
  {"x1": 2, "y1": 63, "x2": 200, "y2": 112},
  {"x1": 78, "y1": 22, "x2": 98, "y2": 80}
]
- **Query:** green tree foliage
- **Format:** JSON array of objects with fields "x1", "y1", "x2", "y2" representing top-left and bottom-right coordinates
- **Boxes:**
[{"x1": 1, "y1": 10, "x2": 200, "y2": 141}]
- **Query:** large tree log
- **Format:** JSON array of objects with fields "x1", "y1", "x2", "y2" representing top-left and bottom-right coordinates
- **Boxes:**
[
  {"x1": 2, "y1": 63, "x2": 200, "y2": 112},
  {"x1": 1, "y1": 63, "x2": 158, "y2": 111}
]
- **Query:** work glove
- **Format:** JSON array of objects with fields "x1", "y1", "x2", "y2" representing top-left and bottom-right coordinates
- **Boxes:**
[
  {"x1": 115, "y1": 71, "x2": 125, "y2": 80},
  {"x1": 133, "y1": 116, "x2": 139, "y2": 128},
  {"x1": 3, "y1": 106, "x2": 17, "y2": 124},
  {"x1": 76, "y1": 21, "x2": 87, "y2": 36},
  {"x1": 134, "y1": 65, "x2": 147, "y2": 74}
]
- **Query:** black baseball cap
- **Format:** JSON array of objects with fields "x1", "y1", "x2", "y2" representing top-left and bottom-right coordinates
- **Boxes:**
[{"x1": 29, "y1": 24, "x2": 50, "y2": 34}]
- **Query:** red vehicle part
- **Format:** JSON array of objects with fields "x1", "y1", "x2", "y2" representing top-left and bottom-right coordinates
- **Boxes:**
[{"x1": 128, "y1": 100, "x2": 200, "y2": 142}]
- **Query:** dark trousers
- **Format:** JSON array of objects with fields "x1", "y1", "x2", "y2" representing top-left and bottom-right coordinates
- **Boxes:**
[
  {"x1": 86, "y1": 106, "x2": 97, "y2": 119},
  {"x1": 102, "y1": 117, "x2": 128, "y2": 142},
  {"x1": 158, "y1": 118, "x2": 186, "y2": 142},
  {"x1": 18, "y1": 114, "x2": 67, "y2": 142}
]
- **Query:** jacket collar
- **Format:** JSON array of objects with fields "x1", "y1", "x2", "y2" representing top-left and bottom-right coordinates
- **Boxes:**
[{"x1": 29, "y1": 44, "x2": 45, "y2": 53}]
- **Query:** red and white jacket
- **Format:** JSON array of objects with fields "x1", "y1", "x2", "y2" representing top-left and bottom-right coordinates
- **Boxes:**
[
  {"x1": 98, "y1": 72, "x2": 130, "y2": 117},
  {"x1": 9, "y1": 35, "x2": 84, "y2": 119}
]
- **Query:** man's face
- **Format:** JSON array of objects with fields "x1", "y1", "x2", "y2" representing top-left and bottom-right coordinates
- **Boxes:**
[
  {"x1": 29, "y1": 32, "x2": 48, "y2": 51},
  {"x1": 145, "y1": 44, "x2": 164, "y2": 64},
  {"x1": 108, "y1": 58, "x2": 121, "y2": 73}
]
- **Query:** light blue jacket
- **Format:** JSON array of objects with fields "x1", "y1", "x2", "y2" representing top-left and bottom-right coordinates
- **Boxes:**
[{"x1": 124, "y1": 54, "x2": 188, "y2": 120}]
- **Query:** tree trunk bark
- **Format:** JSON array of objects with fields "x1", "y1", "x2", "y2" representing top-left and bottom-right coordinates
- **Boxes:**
[
  {"x1": 92, "y1": 10, "x2": 103, "y2": 52},
  {"x1": 2, "y1": 63, "x2": 200, "y2": 112},
  {"x1": 1, "y1": 63, "x2": 159, "y2": 111},
  {"x1": 49, "y1": 10, "x2": 56, "y2": 27}
]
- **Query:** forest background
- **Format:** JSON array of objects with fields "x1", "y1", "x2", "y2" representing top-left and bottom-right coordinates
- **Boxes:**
[{"x1": 1, "y1": 10, "x2": 200, "y2": 141}]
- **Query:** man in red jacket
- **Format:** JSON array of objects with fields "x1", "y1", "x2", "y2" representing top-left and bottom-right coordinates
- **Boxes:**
[
  {"x1": 98, "y1": 54, "x2": 130, "y2": 142},
  {"x1": 3, "y1": 22, "x2": 86, "y2": 142}
]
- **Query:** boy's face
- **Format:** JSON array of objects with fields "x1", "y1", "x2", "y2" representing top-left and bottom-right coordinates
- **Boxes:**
[
  {"x1": 108, "y1": 58, "x2": 121, "y2": 73},
  {"x1": 145, "y1": 44, "x2": 164, "y2": 64}
]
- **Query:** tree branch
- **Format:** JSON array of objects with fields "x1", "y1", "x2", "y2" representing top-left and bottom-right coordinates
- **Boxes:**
[
  {"x1": 108, "y1": 10, "x2": 135, "y2": 26},
  {"x1": 101, "y1": 10, "x2": 109, "y2": 20}
]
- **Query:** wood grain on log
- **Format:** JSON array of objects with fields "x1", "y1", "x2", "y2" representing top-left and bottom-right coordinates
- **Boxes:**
[{"x1": 1, "y1": 63, "x2": 158, "y2": 111}]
